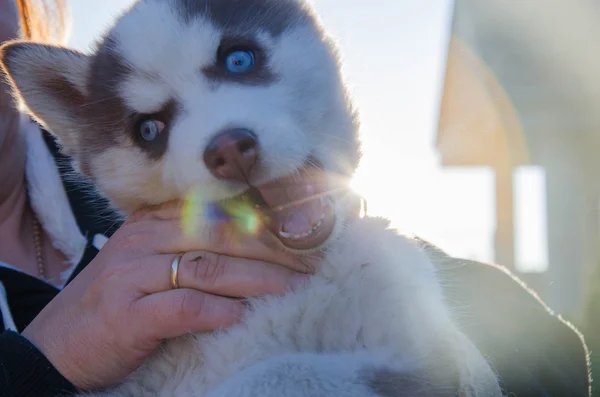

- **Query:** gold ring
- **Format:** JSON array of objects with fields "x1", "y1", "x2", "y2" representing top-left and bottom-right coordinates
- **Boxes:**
[{"x1": 170, "y1": 254, "x2": 183, "y2": 289}]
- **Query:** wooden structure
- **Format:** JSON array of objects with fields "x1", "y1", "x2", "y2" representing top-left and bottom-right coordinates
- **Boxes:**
[{"x1": 436, "y1": 0, "x2": 600, "y2": 314}]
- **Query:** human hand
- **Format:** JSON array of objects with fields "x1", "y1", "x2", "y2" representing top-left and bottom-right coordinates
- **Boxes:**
[{"x1": 21, "y1": 201, "x2": 312, "y2": 391}]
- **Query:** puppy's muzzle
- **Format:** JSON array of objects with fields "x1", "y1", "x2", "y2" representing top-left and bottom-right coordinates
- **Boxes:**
[{"x1": 203, "y1": 128, "x2": 259, "y2": 182}]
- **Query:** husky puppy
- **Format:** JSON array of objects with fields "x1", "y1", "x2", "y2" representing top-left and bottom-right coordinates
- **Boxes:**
[{"x1": 0, "y1": 0, "x2": 504, "y2": 396}]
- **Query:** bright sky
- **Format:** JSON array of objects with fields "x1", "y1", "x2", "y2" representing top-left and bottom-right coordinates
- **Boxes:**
[{"x1": 66, "y1": 0, "x2": 509, "y2": 264}]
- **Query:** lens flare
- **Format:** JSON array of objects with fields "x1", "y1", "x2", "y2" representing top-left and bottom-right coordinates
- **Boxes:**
[
  {"x1": 181, "y1": 188, "x2": 265, "y2": 239},
  {"x1": 219, "y1": 199, "x2": 263, "y2": 236},
  {"x1": 181, "y1": 188, "x2": 203, "y2": 238}
]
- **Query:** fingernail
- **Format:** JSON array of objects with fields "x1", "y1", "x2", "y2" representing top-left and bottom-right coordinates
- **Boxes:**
[{"x1": 289, "y1": 274, "x2": 311, "y2": 291}]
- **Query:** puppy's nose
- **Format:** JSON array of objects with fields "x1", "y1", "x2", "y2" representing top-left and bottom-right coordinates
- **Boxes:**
[{"x1": 203, "y1": 128, "x2": 259, "y2": 181}]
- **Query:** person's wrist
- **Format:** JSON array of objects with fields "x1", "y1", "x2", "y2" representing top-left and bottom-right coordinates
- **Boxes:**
[
  {"x1": 0, "y1": 330, "x2": 79, "y2": 397},
  {"x1": 21, "y1": 318, "x2": 89, "y2": 391}
]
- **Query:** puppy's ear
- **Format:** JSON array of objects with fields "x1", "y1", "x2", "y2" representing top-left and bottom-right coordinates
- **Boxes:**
[{"x1": 0, "y1": 41, "x2": 90, "y2": 152}]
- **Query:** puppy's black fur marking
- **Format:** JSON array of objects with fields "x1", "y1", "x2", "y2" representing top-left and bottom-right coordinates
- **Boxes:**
[{"x1": 175, "y1": 0, "x2": 313, "y2": 37}]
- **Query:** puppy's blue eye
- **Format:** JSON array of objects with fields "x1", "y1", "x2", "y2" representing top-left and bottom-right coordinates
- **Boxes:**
[
  {"x1": 225, "y1": 50, "x2": 255, "y2": 73},
  {"x1": 139, "y1": 119, "x2": 164, "y2": 142}
]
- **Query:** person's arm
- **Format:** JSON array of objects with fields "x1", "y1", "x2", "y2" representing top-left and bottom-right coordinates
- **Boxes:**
[
  {"x1": 0, "y1": 330, "x2": 78, "y2": 397},
  {"x1": 418, "y1": 238, "x2": 591, "y2": 397}
]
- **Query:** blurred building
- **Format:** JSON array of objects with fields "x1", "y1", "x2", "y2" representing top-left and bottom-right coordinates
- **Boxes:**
[{"x1": 436, "y1": 0, "x2": 600, "y2": 314}]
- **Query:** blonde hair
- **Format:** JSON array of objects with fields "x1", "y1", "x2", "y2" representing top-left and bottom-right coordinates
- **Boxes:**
[{"x1": 16, "y1": 0, "x2": 68, "y2": 43}]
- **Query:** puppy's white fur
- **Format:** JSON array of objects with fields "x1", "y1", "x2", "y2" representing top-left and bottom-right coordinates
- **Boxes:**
[
  {"x1": 0, "y1": 0, "x2": 504, "y2": 395},
  {"x1": 22, "y1": 114, "x2": 87, "y2": 281}
]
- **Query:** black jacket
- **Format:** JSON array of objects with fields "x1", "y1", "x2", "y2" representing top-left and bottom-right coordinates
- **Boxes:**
[{"x1": 0, "y1": 132, "x2": 591, "y2": 397}]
